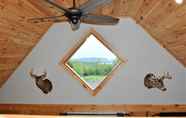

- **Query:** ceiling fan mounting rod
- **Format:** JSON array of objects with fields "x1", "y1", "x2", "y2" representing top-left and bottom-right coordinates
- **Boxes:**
[{"x1": 73, "y1": 0, "x2": 76, "y2": 8}]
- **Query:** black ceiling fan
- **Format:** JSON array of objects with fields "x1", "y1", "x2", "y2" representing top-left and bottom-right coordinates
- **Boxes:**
[{"x1": 28, "y1": 0, "x2": 119, "y2": 31}]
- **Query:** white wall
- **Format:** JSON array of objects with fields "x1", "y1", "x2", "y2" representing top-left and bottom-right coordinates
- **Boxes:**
[
  {"x1": 185, "y1": 68, "x2": 186, "y2": 94},
  {"x1": 0, "y1": 18, "x2": 185, "y2": 104}
]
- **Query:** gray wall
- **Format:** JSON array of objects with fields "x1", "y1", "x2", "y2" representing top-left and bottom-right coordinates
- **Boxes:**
[
  {"x1": 185, "y1": 68, "x2": 186, "y2": 90},
  {"x1": 0, "y1": 18, "x2": 185, "y2": 104}
]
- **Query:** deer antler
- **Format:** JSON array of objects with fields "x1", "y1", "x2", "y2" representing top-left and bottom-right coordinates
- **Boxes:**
[
  {"x1": 29, "y1": 68, "x2": 47, "y2": 80},
  {"x1": 29, "y1": 68, "x2": 37, "y2": 78},
  {"x1": 41, "y1": 70, "x2": 47, "y2": 79}
]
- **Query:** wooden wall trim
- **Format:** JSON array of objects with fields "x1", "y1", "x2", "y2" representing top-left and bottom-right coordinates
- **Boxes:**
[{"x1": 0, "y1": 104, "x2": 186, "y2": 115}]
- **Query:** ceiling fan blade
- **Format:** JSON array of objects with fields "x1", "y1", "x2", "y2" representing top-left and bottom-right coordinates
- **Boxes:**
[
  {"x1": 80, "y1": 0, "x2": 112, "y2": 15},
  {"x1": 81, "y1": 14, "x2": 119, "y2": 25},
  {"x1": 28, "y1": 15, "x2": 67, "y2": 23},
  {"x1": 44, "y1": 0, "x2": 70, "y2": 13}
]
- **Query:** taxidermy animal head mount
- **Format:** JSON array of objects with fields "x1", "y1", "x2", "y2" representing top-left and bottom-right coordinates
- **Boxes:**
[
  {"x1": 29, "y1": 69, "x2": 53, "y2": 94},
  {"x1": 144, "y1": 72, "x2": 172, "y2": 91}
]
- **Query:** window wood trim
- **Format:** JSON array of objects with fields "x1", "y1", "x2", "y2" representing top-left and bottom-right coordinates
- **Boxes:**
[{"x1": 59, "y1": 28, "x2": 126, "y2": 96}]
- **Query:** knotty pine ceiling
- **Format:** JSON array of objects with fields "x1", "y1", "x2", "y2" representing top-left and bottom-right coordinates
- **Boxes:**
[{"x1": 0, "y1": 0, "x2": 186, "y2": 87}]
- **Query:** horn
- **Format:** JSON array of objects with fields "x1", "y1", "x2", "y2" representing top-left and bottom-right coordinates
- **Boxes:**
[
  {"x1": 29, "y1": 68, "x2": 36, "y2": 78},
  {"x1": 40, "y1": 69, "x2": 47, "y2": 78}
]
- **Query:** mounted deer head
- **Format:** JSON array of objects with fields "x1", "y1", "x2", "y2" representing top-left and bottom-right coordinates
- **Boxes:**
[
  {"x1": 29, "y1": 69, "x2": 53, "y2": 94},
  {"x1": 144, "y1": 72, "x2": 173, "y2": 91}
]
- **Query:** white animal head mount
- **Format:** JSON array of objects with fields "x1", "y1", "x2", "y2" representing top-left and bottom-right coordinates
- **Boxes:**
[{"x1": 29, "y1": 69, "x2": 53, "y2": 94}]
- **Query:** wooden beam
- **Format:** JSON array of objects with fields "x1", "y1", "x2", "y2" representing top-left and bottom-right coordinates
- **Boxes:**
[{"x1": 0, "y1": 104, "x2": 185, "y2": 116}]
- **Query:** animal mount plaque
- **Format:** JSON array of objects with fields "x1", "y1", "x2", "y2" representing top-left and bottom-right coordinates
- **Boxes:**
[
  {"x1": 144, "y1": 72, "x2": 172, "y2": 91},
  {"x1": 29, "y1": 69, "x2": 53, "y2": 94}
]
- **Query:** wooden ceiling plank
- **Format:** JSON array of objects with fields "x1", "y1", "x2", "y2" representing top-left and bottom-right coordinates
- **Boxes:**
[
  {"x1": 0, "y1": 63, "x2": 19, "y2": 71},
  {"x1": 140, "y1": 0, "x2": 179, "y2": 31},
  {"x1": 0, "y1": 70, "x2": 14, "y2": 87},
  {"x1": 112, "y1": 0, "x2": 128, "y2": 16},
  {"x1": 0, "y1": 57, "x2": 23, "y2": 64},
  {"x1": 0, "y1": 0, "x2": 53, "y2": 87},
  {"x1": 154, "y1": 4, "x2": 186, "y2": 31},
  {"x1": 126, "y1": 0, "x2": 144, "y2": 18},
  {"x1": 134, "y1": 0, "x2": 162, "y2": 23},
  {"x1": 0, "y1": 0, "x2": 43, "y2": 18},
  {"x1": 16, "y1": 0, "x2": 47, "y2": 16},
  {"x1": 27, "y1": 0, "x2": 62, "y2": 16}
]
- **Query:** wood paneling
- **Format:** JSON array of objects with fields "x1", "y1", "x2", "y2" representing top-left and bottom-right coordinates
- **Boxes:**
[
  {"x1": 0, "y1": 0, "x2": 53, "y2": 87},
  {"x1": 0, "y1": 104, "x2": 186, "y2": 116},
  {"x1": 136, "y1": 0, "x2": 186, "y2": 65},
  {"x1": 0, "y1": 115, "x2": 62, "y2": 118},
  {"x1": 0, "y1": 0, "x2": 186, "y2": 88}
]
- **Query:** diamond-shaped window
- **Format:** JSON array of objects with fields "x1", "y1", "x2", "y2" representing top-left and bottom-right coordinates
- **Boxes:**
[{"x1": 61, "y1": 29, "x2": 124, "y2": 96}]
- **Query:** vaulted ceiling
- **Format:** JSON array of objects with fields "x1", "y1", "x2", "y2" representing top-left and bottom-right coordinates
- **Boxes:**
[{"x1": 0, "y1": 0, "x2": 186, "y2": 87}]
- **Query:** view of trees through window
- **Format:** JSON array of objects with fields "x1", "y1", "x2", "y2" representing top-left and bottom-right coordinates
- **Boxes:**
[{"x1": 67, "y1": 34, "x2": 121, "y2": 90}]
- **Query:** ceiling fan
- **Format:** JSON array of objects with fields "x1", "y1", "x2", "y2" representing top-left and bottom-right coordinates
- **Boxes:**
[{"x1": 28, "y1": 0, "x2": 119, "y2": 31}]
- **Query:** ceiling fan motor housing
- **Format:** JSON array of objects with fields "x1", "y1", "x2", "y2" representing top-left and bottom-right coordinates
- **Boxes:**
[{"x1": 65, "y1": 8, "x2": 82, "y2": 24}]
